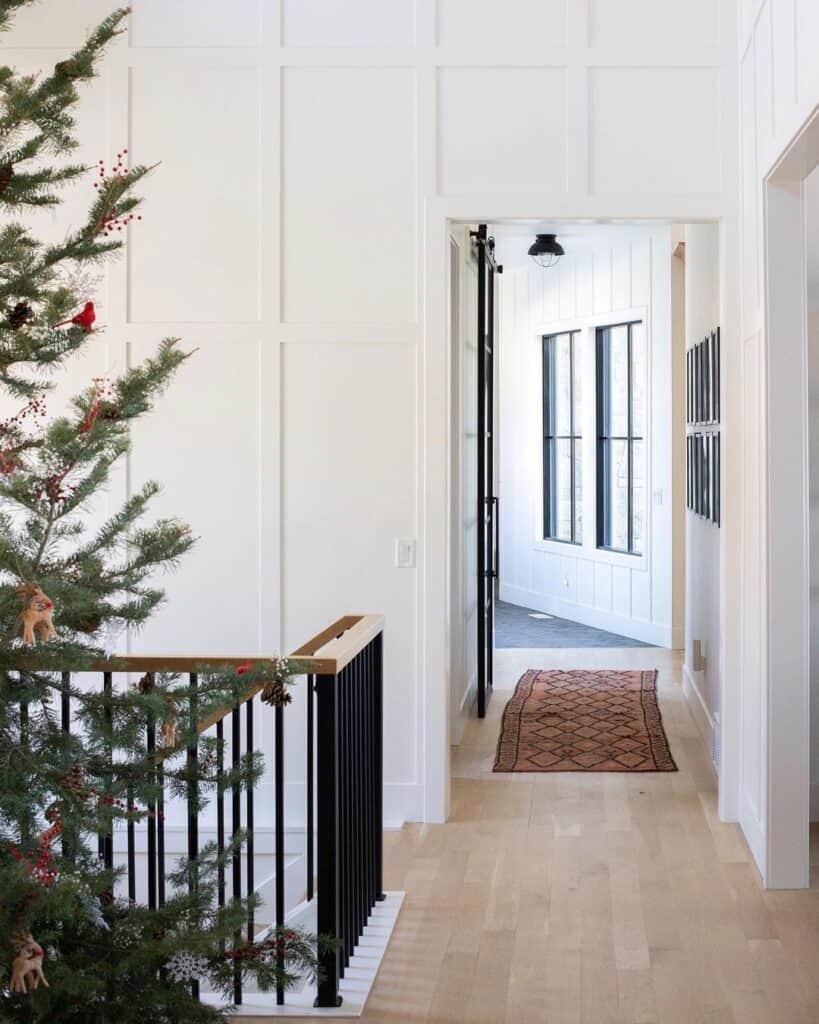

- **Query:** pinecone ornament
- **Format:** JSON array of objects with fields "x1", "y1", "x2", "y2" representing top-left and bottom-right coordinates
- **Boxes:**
[
  {"x1": 58, "y1": 764, "x2": 86, "y2": 794},
  {"x1": 5, "y1": 300, "x2": 33, "y2": 329},
  {"x1": 137, "y1": 672, "x2": 155, "y2": 694},
  {"x1": 261, "y1": 677, "x2": 293, "y2": 709}
]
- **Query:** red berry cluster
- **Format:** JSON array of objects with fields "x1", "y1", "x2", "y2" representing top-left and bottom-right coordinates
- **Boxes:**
[
  {"x1": 0, "y1": 394, "x2": 47, "y2": 438},
  {"x1": 9, "y1": 816, "x2": 62, "y2": 887},
  {"x1": 39, "y1": 464, "x2": 76, "y2": 504},
  {"x1": 92, "y1": 790, "x2": 165, "y2": 822},
  {"x1": 93, "y1": 150, "x2": 143, "y2": 237},
  {"x1": 79, "y1": 377, "x2": 116, "y2": 434},
  {"x1": 224, "y1": 930, "x2": 297, "y2": 963}
]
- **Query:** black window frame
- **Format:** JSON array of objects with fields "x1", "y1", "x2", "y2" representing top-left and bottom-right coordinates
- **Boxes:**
[
  {"x1": 542, "y1": 330, "x2": 582, "y2": 545},
  {"x1": 596, "y1": 321, "x2": 644, "y2": 556}
]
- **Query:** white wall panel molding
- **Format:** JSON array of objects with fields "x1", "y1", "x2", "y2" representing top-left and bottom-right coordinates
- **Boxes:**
[
  {"x1": 281, "y1": 66, "x2": 417, "y2": 325},
  {"x1": 589, "y1": 0, "x2": 720, "y2": 49},
  {"x1": 437, "y1": 0, "x2": 567, "y2": 49},
  {"x1": 129, "y1": 0, "x2": 262, "y2": 49},
  {"x1": 437, "y1": 67, "x2": 568, "y2": 196},
  {"x1": 589, "y1": 67, "x2": 722, "y2": 195},
  {"x1": 127, "y1": 64, "x2": 262, "y2": 324},
  {"x1": 282, "y1": 0, "x2": 415, "y2": 48}
]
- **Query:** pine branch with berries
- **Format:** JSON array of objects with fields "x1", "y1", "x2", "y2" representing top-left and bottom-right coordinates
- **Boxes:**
[{"x1": 0, "y1": 3, "x2": 320, "y2": 1019}]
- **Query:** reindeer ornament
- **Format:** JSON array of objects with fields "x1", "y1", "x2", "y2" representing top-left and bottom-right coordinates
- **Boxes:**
[
  {"x1": 18, "y1": 583, "x2": 57, "y2": 645},
  {"x1": 9, "y1": 933, "x2": 49, "y2": 994}
]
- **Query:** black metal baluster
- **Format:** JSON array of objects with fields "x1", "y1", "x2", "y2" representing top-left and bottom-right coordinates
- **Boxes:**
[
  {"x1": 61, "y1": 672, "x2": 71, "y2": 860},
  {"x1": 374, "y1": 635, "x2": 385, "y2": 902},
  {"x1": 232, "y1": 702, "x2": 242, "y2": 1005},
  {"x1": 187, "y1": 673, "x2": 200, "y2": 1001},
  {"x1": 354, "y1": 654, "x2": 364, "y2": 942},
  {"x1": 19, "y1": 675, "x2": 29, "y2": 847},
  {"x1": 246, "y1": 698, "x2": 255, "y2": 944},
  {"x1": 275, "y1": 701, "x2": 285, "y2": 1006},
  {"x1": 101, "y1": 672, "x2": 113, "y2": 872},
  {"x1": 307, "y1": 674, "x2": 314, "y2": 901},
  {"x1": 315, "y1": 673, "x2": 342, "y2": 1008},
  {"x1": 146, "y1": 706, "x2": 157, "y2": 911},
  {"x1": 367, "y1": 643, "x2": 376, "y2": 908},
  {"x1": 341, "y1": 669, "x2": 351, "y2": 970},
  {"x1": 362, "y1": 648, "x2": 372, "y2": 917},
  {"x1": 127, "y1": 781, "x2": 136, "y2": 903},
  {"x1": 363, "y1": 647, "x2": 373, "y2": 909},
  {"x1": 216, "y1": 718, "x2": 225, "y2": 921},
  {"x1": 158, "y1": 755, "x2": 166, "y2": 906}
]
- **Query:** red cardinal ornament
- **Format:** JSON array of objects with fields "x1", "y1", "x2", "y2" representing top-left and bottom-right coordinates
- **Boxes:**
[{"x1": 54, "y1": 301, "x2": 95, "y2": 333}]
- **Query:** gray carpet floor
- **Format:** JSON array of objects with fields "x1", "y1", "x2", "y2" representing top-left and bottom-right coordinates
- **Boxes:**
[{"x1": 495, "y1": 601, "x2": 655, "y2": 649}]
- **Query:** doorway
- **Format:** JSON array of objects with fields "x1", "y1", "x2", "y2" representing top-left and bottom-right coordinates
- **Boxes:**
[{"x1": 764, "y1": 107, "x2": 819, "y2": 888}]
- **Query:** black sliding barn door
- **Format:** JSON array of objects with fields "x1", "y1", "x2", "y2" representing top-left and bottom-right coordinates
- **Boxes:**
[{"x1": 473, "y1": 225, "x2": 501, "y2": 718}]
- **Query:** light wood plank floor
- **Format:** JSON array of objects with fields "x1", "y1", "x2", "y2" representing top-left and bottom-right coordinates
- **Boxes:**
[{"x1": 355, "y1": 647, "x2": 819, "y2": 1024}]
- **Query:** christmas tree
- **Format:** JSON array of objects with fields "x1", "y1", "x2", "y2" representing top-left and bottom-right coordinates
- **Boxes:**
[{"x1": 0, "y1": 4, "x2": 318, "y2": 1019}]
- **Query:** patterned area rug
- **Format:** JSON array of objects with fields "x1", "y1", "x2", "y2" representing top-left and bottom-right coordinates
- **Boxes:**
[{"x1": 494, "y1": 669, "x2": 677, "y2": 772}]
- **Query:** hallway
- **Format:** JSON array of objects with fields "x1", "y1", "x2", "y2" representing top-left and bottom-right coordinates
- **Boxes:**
[{"x1": 361, "y1": 649, "x2": 819, "y2": 1023}]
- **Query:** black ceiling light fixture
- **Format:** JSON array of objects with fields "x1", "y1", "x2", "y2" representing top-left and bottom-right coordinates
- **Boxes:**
[{"x1": 528, "y1": 233, "x2": 564, "y2": 269}]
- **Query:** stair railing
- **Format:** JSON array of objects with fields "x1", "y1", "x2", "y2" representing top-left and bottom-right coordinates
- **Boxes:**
[{"x1": 12, "y1": 613, "x2": 385, "y2": 1011}]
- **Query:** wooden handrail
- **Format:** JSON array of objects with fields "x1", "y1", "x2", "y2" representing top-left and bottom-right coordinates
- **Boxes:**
[
  {"x1": 13, "y1": 614, "x2": 384, "y2": 748},
  {"x1": 83, "y1": 613, "x2": 384, "y2": 678}
]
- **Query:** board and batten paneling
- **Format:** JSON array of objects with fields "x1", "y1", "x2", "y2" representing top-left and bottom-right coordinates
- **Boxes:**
[
  {"x1": 128, "y1": 66, "x2": 261, "y2": 323},
  {"x1": 497, "y1": 228, "x2": 682, "y2": 648},
  {"x1": 738, "y1": 0, "x2": 819, "y2": 874},
  {"x1": 2, "y1": 0, "x2": 737, "y2": 828},
  {"x1": 281, "y1": 67, "x2": 417, "y2": 325}
]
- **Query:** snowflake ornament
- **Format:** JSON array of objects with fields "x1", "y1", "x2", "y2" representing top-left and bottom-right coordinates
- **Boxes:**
[{"x1": 165, "y1": 951, "x2": 209, "y2": 984}]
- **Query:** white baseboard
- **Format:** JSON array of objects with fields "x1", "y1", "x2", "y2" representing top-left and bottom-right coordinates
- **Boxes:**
[
  {"x1": 452, "y1": 672, "x2": 476, "y2": 745},
  {"x1": 499, "y1": 583, "x2": 674, "y2": 647},
  {"x1": 739, "y1": 791, "x2": 766, "y2": 877},
  {"x1": 682, "y1": 663, "x2": 718, "y2": 775}
]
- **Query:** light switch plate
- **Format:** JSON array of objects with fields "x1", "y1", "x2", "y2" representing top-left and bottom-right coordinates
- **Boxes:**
[{"x1": 395, "y1": 539, "x2": 416, "y2": 568}]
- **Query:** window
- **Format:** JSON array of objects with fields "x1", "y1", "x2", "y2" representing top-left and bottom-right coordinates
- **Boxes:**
[
  {"x1": 542, "y1": 331, "x2": 582, "y2": 544},
  {"x1": 596, "y1": 322, "x2": 645, "y2": 555}
]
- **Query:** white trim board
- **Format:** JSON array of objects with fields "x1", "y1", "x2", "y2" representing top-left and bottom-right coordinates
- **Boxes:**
[
  {"x1": 206, "y1": 892, "x2": 405, "y2": 1019},
  {"x1": 499, "y1": 583, "x2": 676, "y2": 648},
  {"x1": 682, "y1": 663, "x2": 717, "y2": 776}
]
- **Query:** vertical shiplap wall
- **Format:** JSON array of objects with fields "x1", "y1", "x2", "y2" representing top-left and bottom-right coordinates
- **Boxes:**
[
  {"x1": 497, "y1": 230, "x2": 682, "y2": 647},
  {"x1": 738, "y1": 0, "x2": 819, "y2": 867},
  {"x1": 3, "y1": 0, "x2": 737, "y2": 826}
]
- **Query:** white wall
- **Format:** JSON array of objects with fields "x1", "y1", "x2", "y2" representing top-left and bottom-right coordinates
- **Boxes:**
[
  {"x1": 497, "y1": 228, "x2": 682, "y2": 647},
  {"x1": 738, "y1": 0, "x2": 819, "y2": 871},
  {"x1": 807, "y1": 167, "x2": 819, "y2": 818},
  {"x1": 4, "y1": 0, "x2": 738, "y2": 826},
  {"x1": 683, "y1": 224, "x2": 722, "y2": 765}
]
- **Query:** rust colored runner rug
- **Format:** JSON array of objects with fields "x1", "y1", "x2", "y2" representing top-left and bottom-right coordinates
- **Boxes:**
[{"x1": 494, "y1": 669, "x2": 677, "y2": 772}]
